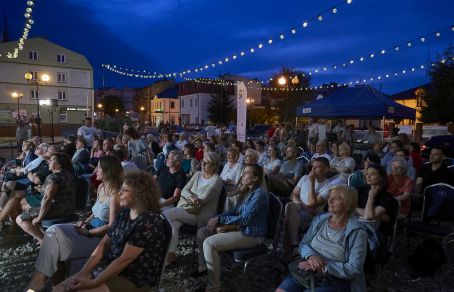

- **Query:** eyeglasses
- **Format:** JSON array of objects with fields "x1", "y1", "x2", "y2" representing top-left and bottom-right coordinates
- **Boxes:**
[{"x1": 202, "y1": 161, "x2": 211, "y2": 166}]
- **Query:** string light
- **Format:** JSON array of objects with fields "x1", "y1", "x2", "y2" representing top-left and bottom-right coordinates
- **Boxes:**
[
  {"x1": 103, "y1": 24, "x2": 454, "y2": 80},
  {"x1": 2, "y1": 0, "x2": 36, "y2": 58},
  {"x1": 102, "y1": 0, "x2": 353, "y2": 78}
]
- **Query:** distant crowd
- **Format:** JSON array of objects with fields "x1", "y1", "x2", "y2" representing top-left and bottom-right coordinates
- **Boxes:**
[{"x1": 0, "y1": 116, "x2": 453, "y2": 292}]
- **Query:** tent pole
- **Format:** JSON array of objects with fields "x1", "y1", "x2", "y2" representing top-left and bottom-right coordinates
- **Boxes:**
[{"x1": 382, "y1": 115, "x2": 385, "y2": 141}]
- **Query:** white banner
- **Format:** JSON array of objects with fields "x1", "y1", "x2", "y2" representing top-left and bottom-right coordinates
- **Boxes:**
[{"x1": 236, "y1": 81, "x2": 247, "y2": 142}]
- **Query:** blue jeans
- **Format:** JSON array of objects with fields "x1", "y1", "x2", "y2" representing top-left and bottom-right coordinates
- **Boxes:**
[{"x1": 278, "y1": 275, "x2": 351, "y2": 292}]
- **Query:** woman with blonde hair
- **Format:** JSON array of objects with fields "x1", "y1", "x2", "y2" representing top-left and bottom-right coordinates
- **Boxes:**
[
  {"x1": 330, "y1": 141, "x2": 355, "y2": 182},
  {"x1": 276, "y1": 185, "x2": 369, "y2": 292},
  {"x1": 164, "y1": 152, "x2": 223, "y2": 264}
]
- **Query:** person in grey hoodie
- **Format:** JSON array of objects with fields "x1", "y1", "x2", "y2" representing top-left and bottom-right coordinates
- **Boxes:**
[{"x1": 276, "y1": 185, "x2": 369, "y2": 292}]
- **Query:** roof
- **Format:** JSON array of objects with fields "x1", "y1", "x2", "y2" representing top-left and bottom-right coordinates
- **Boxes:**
[
  {"x1": 296, "y1": 86, "x2": 416, "y2": 119},
  {"x1": 391, "y1": 83, "x2": 433, "y2": 100},
  {"x1": 155, "y1": 87, "x2": 178, "y2": 99}
]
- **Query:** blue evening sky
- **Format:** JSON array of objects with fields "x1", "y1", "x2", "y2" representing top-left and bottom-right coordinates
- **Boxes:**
[{"x1": 2, "y1": 0, "x2": 453, "y2": 94}]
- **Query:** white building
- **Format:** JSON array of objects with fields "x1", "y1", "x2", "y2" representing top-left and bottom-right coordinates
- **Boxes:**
[
  {"x1": 0, "y1": 37, "x2": 94, "y2": 135},
  {"x1": 151, "y1": 87, "x2": 179, "y2": 126},
  {"x1": 180, "y1": 93, "x2": 212, "y2": 125}
]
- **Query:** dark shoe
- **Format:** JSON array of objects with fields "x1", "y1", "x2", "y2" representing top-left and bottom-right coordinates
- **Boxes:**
[{"x1": 190, "y1": 270, "x2": 207, "y2": 278}]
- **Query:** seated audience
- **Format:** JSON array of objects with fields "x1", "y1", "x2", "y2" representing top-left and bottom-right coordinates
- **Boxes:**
[
  {"x1": 254, "y1": 141, "x2": 268, "y2": 166},
  {"x1": 329, "y1": 142, "x2": 339, "y2": 160},
  {"x1": 387, "y1": 158, "x2": 414, "y2": 216},
  {"x1": 164, "y1": 152, "x2": 222, "y2": 264},
  {"x1": 155, "y1": 150, "x2": 186, "y2": 209},
  {"x1": 268, "y1": 146, "x2": 302, "y2": 197},
  {"x1": 16, "y1": 152, "x2": 76, "y2": 243},
  {"x1": 196, "y1": 164, "x2": 269, "y2": 291},
  {"x1": 53, "y1": 171, "x2": 167, "y2": 292},
  {"x1": 220, "y1": 147, "x2": 243, "y2": 194},
  {"x1": 263, "y1": 145, "x2": 282, "y2": 175},
  {"x1": 330, "y1": 142, "x2": 356, "y2": 182},
  {"x1": 356, "y1": 164, "x2": 398, "y2": 232},
  {"x1": 72, "y1": 138, "x2": 90, "y2": 174},
  {"x1": 311, "y1": 140, "x2": 331, "y2": 162},
  {"x1": 276, "y1": 185, "x2": 368, "y2": 292},
  {"x1": 388, "y1": 149, "x2": 416, "y2": 180},
  {"x1": 341, "y1": 124, "x2": 357, "y2": 145},
  {"x1": 113, "y1": 145, "x2": 139, "y2": 172},
  {"x1": 362, "y1": 124, "x2": 381, "y2": 145},
  {"x1": 408, "y1": 141, "x2": 422, "y2": 173},
  {"x1": 349, "y1": 153, "x2": 381, "y2": 189},
  {"x1": 88, "y1": 139, "x2": 105, "y2": 169},
  {"x1": 182, "y1": 143, "x2": 200, "y2": 177},
  {"x1": 282, "y1": 157, "x2": 341, "y2": 262},
  {"x1": 26, "y1": 155, "x2": 123, "y2": 291},
  {"x1": 380, "y1": 140, "x2": 402, "y2": 170},
  {"x1": 125, "y1": 127, "x2": 151, "y2": 170},
  {"x1": 415, "y1": 146, "x2": 454, "y2": 195}
]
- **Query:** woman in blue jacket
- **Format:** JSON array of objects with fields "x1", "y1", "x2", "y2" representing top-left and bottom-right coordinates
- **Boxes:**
[
  {"x1": 197, "y1": 163, "x2": 269, "y2": 292},
  {"x1": 276, "y1": 185, "x2": 369, "y2": 292}
]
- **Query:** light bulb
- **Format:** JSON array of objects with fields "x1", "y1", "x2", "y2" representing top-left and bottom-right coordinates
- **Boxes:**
[
  {"x1": 317, "y1": 15, "x2": 323, "y2": 21},
  {"x1": 291, "y1": 29, "x2": 296, "y2": 34},
  {"x1": 268, "y1": 39, "x2": 273, "y2": 44},
  {"x1": 332, "y1": 7, "x2": 337, "y2": 13},
  {"x1": 302, "y1": 22, "x2": 308, "y2": 27},
  {"x1": 280, "y1": 34, "x2": 284, "y2": 40}
]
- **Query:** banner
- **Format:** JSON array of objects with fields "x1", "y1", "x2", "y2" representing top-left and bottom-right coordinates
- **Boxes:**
[{"x1": 236, "y1": 81, "x2": 247, "y2": 142}]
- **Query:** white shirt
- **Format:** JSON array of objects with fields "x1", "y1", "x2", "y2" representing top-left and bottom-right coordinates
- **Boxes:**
[
  {"x1": 77, "y1": 126, "x2": 96, "y2": 146},
  {"x1": 205, "y1": 125, "x2": 216, "y2": 139},
  {"x1": 220, "y1": 162, "x2": 244, "y2": 184},
  {"x1": 121, "y1": 161, "x2": 139, "y2": 172},
  {"x1": 311, "y1": 152, "x2": 332, "y2": 161},
  {"x1": 175, "y1": 140, "x2": 188, "y2": 151},
  {"x1": 296, "y1": 176, "x2": 339, "y2": 212}
]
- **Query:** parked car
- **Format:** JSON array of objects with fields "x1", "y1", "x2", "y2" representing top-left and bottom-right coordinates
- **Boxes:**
[{"x1": 421, "y1": 134, "x2": 454, "y2": 159}]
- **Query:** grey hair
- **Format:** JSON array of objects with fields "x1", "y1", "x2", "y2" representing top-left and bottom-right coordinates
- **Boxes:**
[
  {"x1": 168, "y1": 150, "x2": 184, "y2": 165},
  {"x1": 391, "y1": 157, "x2": 408, "y2": 174}
]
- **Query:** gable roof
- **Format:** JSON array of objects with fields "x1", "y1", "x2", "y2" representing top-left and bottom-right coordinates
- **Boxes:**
[
  {"x1": 390, "y1": 83, "x2": 433, "y2": 100},
  {"x1": 155, "y1": 87, "x2": 178, "y2": 99}
]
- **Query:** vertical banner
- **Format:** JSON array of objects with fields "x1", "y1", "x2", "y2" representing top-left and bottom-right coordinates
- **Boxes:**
[{"x1": 236, "y1": 81, "x2": 247, "y2": 142}]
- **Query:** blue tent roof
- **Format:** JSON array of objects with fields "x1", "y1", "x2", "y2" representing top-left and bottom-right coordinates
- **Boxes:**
[{"x1": 296, "y1": 86, "x2": 416, "y2": 119}]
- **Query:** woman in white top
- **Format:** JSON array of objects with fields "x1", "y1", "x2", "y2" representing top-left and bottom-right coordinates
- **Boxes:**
[
  {"x1": 263, "y1": 145, "x2": 282, "y2": 175},
  {"x1": 164, "y1": 152, "x2": 222, "y2": 264},
  {"x1": 220, "y1": 147, "x2": 243, "y2": 193},
  {"x1": 330, "y1": 142, "x2": 356, "y2": 182}
]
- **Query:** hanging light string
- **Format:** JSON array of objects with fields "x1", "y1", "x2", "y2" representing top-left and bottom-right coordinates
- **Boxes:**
[
  {"x1": 268, "y1": 24, "x2": 454, "y2": 80},
  {"x1": 182, "y1": 58, "x2": 453, "y2": 91},
  {"x1": 1, "y1": 1, "x2": 36, "y2": 58},
  {"x1": 102, "y1": 0, "x2": 354, "y2": 78}
]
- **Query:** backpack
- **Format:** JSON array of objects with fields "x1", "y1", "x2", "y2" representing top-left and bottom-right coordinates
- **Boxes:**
[{"x1": 409, "y1": 239, "x2": 446, "y2": 277}]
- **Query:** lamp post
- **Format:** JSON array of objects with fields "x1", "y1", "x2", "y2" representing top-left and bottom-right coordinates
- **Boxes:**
[
  {"x1": 24, "y1": 72, "x2": 50, "y2": 137},
  {"x1": 246, "y1": 98, "x2": 255, "y2": 128},
  {"x1": 40, "y1": 99, "x2": 58, "y2": 144},
  {"x1": 11, "y1": 92, "x2": 23, "y2": 119},
  {"x1": 278, "y1": 75, "x2": 299, "y2": 122}
]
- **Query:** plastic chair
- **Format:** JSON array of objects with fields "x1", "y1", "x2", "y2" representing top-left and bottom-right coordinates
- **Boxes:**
[
  {"x1": 405, "y1": 183, "x2": 454, "y2": 251},
  {"x1": 347, "y1": 173, "x2": 354, "y2": 186},
  {"x1": 154, "y1": 215, "x2": 173, "y2": 291},
  {"x1": 224, "y1": 192, "x2": 283, "y2": 291}
]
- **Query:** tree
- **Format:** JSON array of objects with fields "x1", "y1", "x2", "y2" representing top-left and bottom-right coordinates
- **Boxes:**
[
  {"x1": 267, "y1": 66, "x2": 312, "y2": 122},
  {"x1": 207, "y1": 86, "x2": 235, "y2": 123},
  {"x1": 421, "y1": 45, "x2": 454, "y2": 124},
  {"x1": 102, "y1": 95, "x2": 125, "y2": 116}
]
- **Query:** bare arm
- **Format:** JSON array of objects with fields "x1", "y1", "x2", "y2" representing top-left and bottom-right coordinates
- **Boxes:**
[
  {"x1": 34, "y1": 183, "x2": 57, "y2": 223},
  {"x1": 89, "y1": 191, "x2": 121, "y2": 237},
  {"x1": 160, "y1": 188, "x2": 182, "y2": 207}
]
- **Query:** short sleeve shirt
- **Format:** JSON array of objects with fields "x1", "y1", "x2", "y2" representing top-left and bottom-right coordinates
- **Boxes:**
[
  {"x1": 157, "y1": 166, "x2": 186, "y2": 201},
  {"x1": 279, "y1": 160, "x2": 302, "y2": 179},
  {"x1": 104, "y1": 208, "x2": 167, "y2": 288}
]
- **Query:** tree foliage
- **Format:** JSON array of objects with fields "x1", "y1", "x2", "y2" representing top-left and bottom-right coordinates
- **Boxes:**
[
  {"x1": 101, "y1": 95, "x2": 125, "y2": 116},
  {"x1": 267, "y1": 66, "x2": 312, "y2": 122},
  {"x1": 421, "y1": 45, "x2": 454, "y2": 124},
  {"x1": 207, "y1": 86, "x2": 235, "y2": 123}
]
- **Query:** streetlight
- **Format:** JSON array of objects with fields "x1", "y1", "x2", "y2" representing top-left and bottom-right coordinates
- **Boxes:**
[
  {"x1": 278, "y1": 75, "x2": 299, "y2": 122},
  {"x1": 24, "y1": 72, "x2": 50, "y2": 137},
  {"x1": 11, "y1": 92, "x2": 23, "y2": 119},
  {"x1": 40, "y1": 99, "x2": 58, "y2": 144},
  {"x1": 246, "y1": 98, "x2": 255, "y2": 128}
]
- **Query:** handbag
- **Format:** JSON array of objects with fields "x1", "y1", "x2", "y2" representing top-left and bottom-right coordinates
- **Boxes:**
[
  {"x1": 288, "y1": 259, "x2": 315, "y2": 291},
  {"x1": 215, "y1": 224, "x2": 241, "y2": 233},
  {"x1": 180, "y1": 196, "x2": 202, "y2": 215}
]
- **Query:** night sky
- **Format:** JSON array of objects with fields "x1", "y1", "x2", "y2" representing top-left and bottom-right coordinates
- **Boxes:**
[{"x1": 2, "y1": 0, "x2": 453, "y2": 94}]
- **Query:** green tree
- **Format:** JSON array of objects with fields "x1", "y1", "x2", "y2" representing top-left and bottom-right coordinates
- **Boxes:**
[
  {"x1": 421, "y1": 45, "x2": 454, "y2": 124},
  {"x1": 102, "y1": 95, "x2": 125, "y2": 116},
  {"x1": 207, "y1": 86, "x2": 235, "y2": 123},
  {"x1": 267, "y1": 66, "x2": 312, "y2": 122}
]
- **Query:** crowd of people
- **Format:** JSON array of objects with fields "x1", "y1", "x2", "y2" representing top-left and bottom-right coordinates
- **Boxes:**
[{"x1": 0, "y1": 116, "x2": 453, "y2": 292}]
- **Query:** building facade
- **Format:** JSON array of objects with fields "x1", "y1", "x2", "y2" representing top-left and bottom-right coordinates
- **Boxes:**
[
  {"x1": 150, "y1": 87, "x2": 179, "y2": 126},
  {"x1": 0, "y1": 37, "x2": 93, "y2": 135}
]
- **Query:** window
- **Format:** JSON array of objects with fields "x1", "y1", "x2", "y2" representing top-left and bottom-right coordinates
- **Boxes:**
[
  {"x1": 58, "y1": 90, "x2": 68, "y2": 101},
  {"x1": 170, "y1": 101, "x2": 175, "y2": 109},
  {"x1": 57, "y1": 54, "x2": 66, "y2": 63},
  {"x1": 59, "y1": 110, "x2": 68, "y2": 122},
  {"x1": 29, "y1": 51, "x2": 38, "y2": 61},
  {"x1": 195, "y1": 98, "x2": 198, "y2": 107},
  {"x1": 28, "y1": 71, "x2": 38, "y2": 80},
  {"x1": 181, "y1": 100, "x2": 184, "y2": 108},
  {"x1": 57, "y1": 72, "x2": 67, "y2": 83},
  {"x1": 190, "y1": 99, "x2": 193, "y2": 107},
  {"x1": 30, "y1": 89, "x2": 39, "y2": 99}
]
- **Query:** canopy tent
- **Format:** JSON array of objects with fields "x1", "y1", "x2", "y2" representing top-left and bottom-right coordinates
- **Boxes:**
[{"x1": 296, "y1": 86, "x2": 416, "y2": 119}]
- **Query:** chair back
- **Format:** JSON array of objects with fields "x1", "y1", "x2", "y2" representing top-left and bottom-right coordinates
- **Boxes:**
[
  {"x1": 388, "y1": 199, "x2": 401, "y2": 253},
  {"x1": 422, "y1": 183, "x2": 454, "y2": 222},
  {"x1": 267, "y1": 192, "x2": 283, "y2": 252},
  {"x1": 347, "y1": 173, "x2": 353, "y2": 186},
  {"x1": 155, "y1": 215, "x2": 172, "y2": 290},
  {"x1": 74, "y1": 175, "x2": 90, "y2": 212},
  {"x1": 297, "y1": 155, "x2": 310, "y2": 167},
  {"x1": 217, "y1": 185, "x2": 227, "y2": 214}
]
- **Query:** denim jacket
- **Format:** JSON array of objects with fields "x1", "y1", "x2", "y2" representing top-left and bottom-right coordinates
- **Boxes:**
[
  {"x1": 218, "y1": 187, "x2": 269, "y2": 237},
  {"x1": 299, "y1": 213, "x2": 368, "y2": 292}
]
